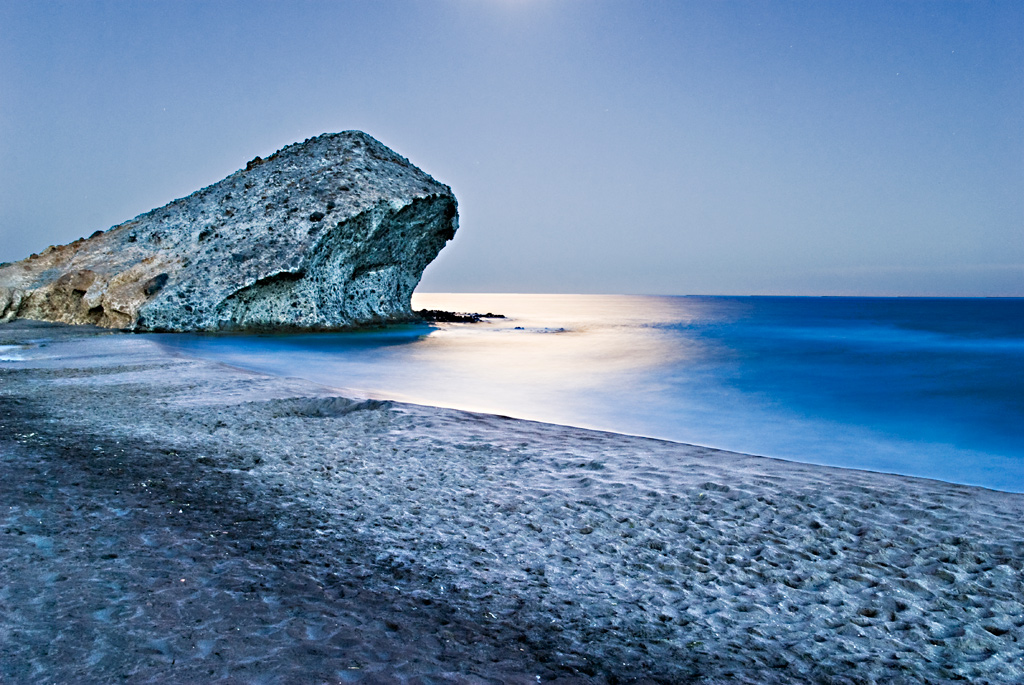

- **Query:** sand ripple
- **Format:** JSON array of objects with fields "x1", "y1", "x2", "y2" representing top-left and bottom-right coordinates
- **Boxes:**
[{"x1": 1, "y1": 323, "x2": 1022, "y2": 683}]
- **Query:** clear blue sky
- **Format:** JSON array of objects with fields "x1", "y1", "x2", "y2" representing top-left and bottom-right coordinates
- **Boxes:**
[{"x1": 2, "y1": 0, "x2": 1021, "y2": 296}]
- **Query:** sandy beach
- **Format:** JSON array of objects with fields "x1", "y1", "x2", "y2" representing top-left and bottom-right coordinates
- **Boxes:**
[{"x1": 1, "y1": 321, "x2": 1022, "y2": 684}]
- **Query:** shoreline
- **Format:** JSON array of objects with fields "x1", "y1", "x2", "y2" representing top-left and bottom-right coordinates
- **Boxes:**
[{"x1": 2, "y1": 321, "x2": 1022, "y2": 683}]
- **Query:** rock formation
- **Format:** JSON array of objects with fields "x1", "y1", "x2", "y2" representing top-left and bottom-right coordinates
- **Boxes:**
[{"x1": 0, "y1": 131, "x2": 458, "y2": 331}]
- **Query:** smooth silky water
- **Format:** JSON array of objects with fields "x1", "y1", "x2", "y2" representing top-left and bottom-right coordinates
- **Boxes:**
[{"x1": 153, "y1": 294, "x2": 1024, "y2": 492}]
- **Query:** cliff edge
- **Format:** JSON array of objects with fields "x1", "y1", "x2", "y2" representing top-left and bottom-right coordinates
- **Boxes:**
[{"x1": 0, "y1": 131, "x2": 457, "y2": 331}]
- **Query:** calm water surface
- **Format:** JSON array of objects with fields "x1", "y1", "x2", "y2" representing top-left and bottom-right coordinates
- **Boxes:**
[{"x1": 154, "y1": 294, "x2": 1024, "y2": 492}]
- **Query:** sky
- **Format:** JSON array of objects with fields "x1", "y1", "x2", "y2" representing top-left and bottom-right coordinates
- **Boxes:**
[{"x1": 1, "y1": 0, "x2": 1022, "y2": 297}]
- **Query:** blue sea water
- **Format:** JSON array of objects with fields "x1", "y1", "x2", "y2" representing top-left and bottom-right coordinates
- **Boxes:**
[{"x1": 153, "y1": 294, "x2": 1024, "y2": 493}]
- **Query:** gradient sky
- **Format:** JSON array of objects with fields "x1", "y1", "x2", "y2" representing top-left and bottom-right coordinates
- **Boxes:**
[{"x1": 2, "y1": 0, "x2": 1022, "y2": 296}]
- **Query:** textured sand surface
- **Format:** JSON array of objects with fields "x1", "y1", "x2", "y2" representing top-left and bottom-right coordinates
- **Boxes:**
[{"x1": 1, "y1": 322, "x2": 1022, "y2": 683}]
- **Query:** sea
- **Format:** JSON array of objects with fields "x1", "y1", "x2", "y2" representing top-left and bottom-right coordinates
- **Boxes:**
[{"x1": 153, "y1": 294, "x2": 1024, "y2": 493}]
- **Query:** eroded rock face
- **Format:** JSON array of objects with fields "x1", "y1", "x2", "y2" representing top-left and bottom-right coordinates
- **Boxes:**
[{"x1": 0, "y1": 131, "x2": 458, "y2": 331}]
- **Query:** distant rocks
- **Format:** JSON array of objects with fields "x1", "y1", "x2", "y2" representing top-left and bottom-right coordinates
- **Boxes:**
[
  {"x1": 416, "y1": 309, "x2": 505, "y2": 323},
  {"x1": 0, "y1": 132, "x2": 458, "y2": 331}
]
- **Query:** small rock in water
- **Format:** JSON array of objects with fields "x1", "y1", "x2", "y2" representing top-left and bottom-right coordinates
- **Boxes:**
[{"x1": 416, "y1": 309, "x2": 504, "y2": 323}]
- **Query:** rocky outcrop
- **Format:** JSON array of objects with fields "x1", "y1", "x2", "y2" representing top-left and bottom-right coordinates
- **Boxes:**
[{"x1": 0, "y1": 131, "x2": 458, "y2": 331}]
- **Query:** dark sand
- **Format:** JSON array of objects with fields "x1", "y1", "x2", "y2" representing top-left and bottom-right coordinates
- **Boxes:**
[{"x1": 1, "y1": 321, "x2": 1022, "y2": 683}]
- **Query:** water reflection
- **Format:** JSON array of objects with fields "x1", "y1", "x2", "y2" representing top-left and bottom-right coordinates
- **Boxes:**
[
  {"x1": 410, "y1": 294, "x2": 698, "y2": 398},
  {"x1": 151, "y1": 293, "x2": 1024, "y2": 492},
  {"x1": 155, "y1": 294, "x2": 703, "y2": 428}
]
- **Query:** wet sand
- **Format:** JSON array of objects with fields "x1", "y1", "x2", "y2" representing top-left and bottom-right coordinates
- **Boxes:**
[{"x1": 1, "y1": 321, "x2": 1022, "y2": 683}]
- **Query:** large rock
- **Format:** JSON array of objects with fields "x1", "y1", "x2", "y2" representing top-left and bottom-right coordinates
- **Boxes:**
[{"x1": 0, "y1": 131, "x2": 458, "y2": 331}]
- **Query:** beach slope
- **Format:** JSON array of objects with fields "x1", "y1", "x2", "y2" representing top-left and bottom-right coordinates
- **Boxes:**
[{"x1": 1, "y1": 322, "x2": 1022, "y2": 683}]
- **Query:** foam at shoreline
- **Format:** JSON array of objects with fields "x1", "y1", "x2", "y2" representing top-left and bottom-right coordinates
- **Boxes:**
[{"x1": 2, "y1": 321, "x2": 1022, "y2": 683}]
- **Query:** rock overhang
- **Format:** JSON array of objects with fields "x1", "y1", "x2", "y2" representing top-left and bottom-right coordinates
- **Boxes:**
[{"x1": 0, "y1": 131, "x2": 458, "y2": 332}]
